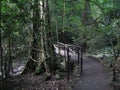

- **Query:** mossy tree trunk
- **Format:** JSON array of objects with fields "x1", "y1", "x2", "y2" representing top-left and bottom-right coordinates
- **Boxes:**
[
  {"x1": 23, "y1": 0, "x2": 53, "y2": 74},
  {"x1": 23, "y1": 0, "x2": 44, "y2": 74}
]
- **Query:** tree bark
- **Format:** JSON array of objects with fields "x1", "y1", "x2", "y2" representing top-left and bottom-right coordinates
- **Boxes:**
[
  {"x1": 23, "y1": 0, "x2": 49, "y2": 74},
  {"x1": 7, "y1": 37, "x2": 12, "y2": 77},
  {"x1": 81, "y1": 0, "x2": 91, "y2": 26},
  {"x1": 0, "y1": 2, "x2": 3, "y2": 88},
  {"x1": 22, "y1": 0, "x2": 40, "y2": 74},
  {"x1": 45, "y1": 0, "x2": 52, "y2": 49}
]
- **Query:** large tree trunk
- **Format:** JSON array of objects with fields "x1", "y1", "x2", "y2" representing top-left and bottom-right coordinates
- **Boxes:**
[
  {"x1": 22, "y1": 0, "x2": 41, "y2": 74},
  {"x1": 23, "y1": 0, "x2": 49, "y2": 74},
  {"x1": 6, "y1": 37, "x2": 12, "y2": 77},
  {"x1": 81, "y1": 0, "x2": 91, "y2": 26},
  {"x1": 80, "y1": 0, "x2": 91, "y2": 51},
  {"x1": 0, "y1": 1, "x2": 3, "y2": 89},
  {"x1": 0, "y1": 9, "x2": 3, "y2": 90},
  {"x1": 45, "y1": 0, "x2": 53, "y2": 50}
]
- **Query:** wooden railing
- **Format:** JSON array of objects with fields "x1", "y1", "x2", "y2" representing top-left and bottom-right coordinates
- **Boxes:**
[{"x1": 54, "y1": 42, "x2": 84, "y2": 81}]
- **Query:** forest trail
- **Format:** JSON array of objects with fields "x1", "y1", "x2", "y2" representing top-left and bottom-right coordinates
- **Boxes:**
[{"x1": 73, "y1": 57, "x2": 114, "y2": 90}]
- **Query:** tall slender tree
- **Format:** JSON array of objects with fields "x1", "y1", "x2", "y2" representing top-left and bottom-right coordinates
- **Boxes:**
[{"x1": 0, "y1": 1, "x2": 3, "y2": 90}]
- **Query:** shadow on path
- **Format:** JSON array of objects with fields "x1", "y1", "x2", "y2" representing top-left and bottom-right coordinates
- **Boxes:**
[{"x1": 73, "y1": 57, "x2": 114, "y2": 90}]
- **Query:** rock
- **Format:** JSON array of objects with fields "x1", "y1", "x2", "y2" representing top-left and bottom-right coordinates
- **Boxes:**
[
  {"x1": 13, "y1": 65, "x2": 25, "y2": 75},
  {"x1": 18, "y1": 66, "x2": 25, "y2": 71}
]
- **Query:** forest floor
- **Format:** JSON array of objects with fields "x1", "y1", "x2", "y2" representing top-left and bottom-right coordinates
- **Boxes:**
[
  {"x1": 0, "y1": 55, "x2": 114, "y2": 90},
  {"x1": 73, "y1": 56, "x2": 114, "y2": 90},
  {"x1": 0, "y1": 64, "x2": 78, "y2": 90},
  {"x1": 0, "y1": 73, "x2": 74, "y2": 90}
]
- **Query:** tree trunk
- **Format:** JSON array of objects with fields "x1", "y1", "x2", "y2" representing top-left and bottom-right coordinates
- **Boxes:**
[
  {"x1": 0, "y1": 8, "x2": 3, "y2": 89},
  {"x1": 22, "y1": 0, "x2": 41, "y2": 74},
  {"x1": 7, "y1": 37, "x2": 12, "y2": 77},
  {"x1": 45, "y1": 0, "x2": 53, "y2": 49},
  {"x1": 81, "y1": 0, "x2": 91, "y2": 26},
  {"x1": 23, "y1": 0, "x2": 48, "y2": 74},
  {"x1": 81, "y1": 0, "x2": 91, "y2": 51}
]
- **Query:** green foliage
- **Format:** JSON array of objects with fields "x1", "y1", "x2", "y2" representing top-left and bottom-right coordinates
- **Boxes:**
[{"x1": 1, "y1": 0, "x2": 120, "y2": 77}]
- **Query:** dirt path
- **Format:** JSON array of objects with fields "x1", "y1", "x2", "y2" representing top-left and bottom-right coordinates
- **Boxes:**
[{"x1": 73, "y1": 57, "x2": 114, "y2": 90}]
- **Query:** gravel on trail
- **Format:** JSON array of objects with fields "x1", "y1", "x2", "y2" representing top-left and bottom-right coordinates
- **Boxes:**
[{"x1": 73, "y1": 57, "x2": 114, "y2": 90}]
